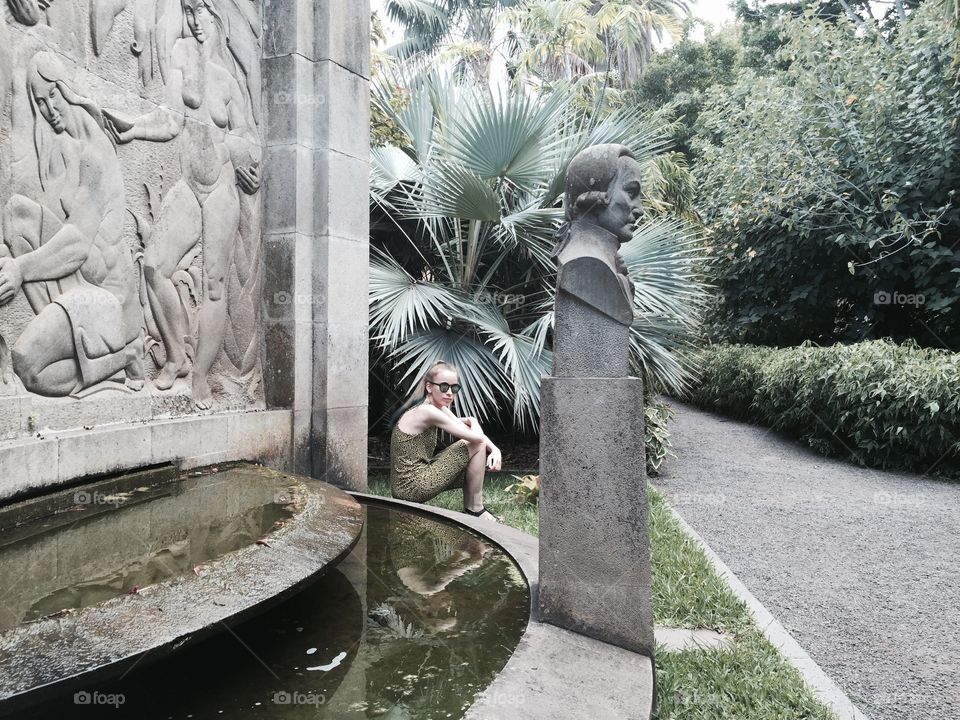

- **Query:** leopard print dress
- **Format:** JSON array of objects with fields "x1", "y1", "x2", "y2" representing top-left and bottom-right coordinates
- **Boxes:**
[{"x1": 390, "y1": 425, "x2": 472, "y2": 504}]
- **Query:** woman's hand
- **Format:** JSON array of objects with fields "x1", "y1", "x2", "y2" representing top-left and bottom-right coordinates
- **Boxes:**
[
  {"x1": 486, "y1": 447, "x2": 502, "y2": 472},
  {"x1": 236, "y1": 164, "x2": 260, "y2": 195},
  {"x1": 103, "y1": 110, "x2": 137, "y2": 144}
]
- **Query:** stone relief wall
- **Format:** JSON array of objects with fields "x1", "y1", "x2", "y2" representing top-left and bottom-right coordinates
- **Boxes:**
[{"x1": 0, "y1": 0, "x2": 265, "y2": 437}]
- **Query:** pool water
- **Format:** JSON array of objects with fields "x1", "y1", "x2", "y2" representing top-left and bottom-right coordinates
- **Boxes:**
[
  {"x1": 0, "y1": 466, "x2": 301, "y2": 632},
  {"x1": 28, "y1": 504, "x2": 529, "y2": 719}
]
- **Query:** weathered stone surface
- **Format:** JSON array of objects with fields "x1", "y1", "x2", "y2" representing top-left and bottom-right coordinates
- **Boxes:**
[
  {"x1": 0, "y1": 0, "x2": 372, "y2": 495},
  {"x1": 0, "y1": 463, "x2": 364, "y2": 714},
  {"x1": 539, "y1": 376, "x2": 655, "y2": 658},
  {"x1": 553, "y1": 291, "x2": 630, "y2": 377},
  {"x1": 0, "y1": 411, "x2": 294, "y2": 501}
]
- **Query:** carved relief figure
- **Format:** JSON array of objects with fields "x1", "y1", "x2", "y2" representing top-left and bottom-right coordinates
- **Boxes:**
[
  {"x1": 553, "y1": 144, "x2": 644, "y2": 327},
  {"x1": 6, "y1": 0, "x2": 81, "y2": 54},
  {"x1": 104, "y1": 0, "x2": 261, "y2": 409},
  {"x1": 0, "y1": 52, "x2": 144, "y2": 396},
  {"x1": 0, "y1": 17, "x2": 11, "y2": 108}
]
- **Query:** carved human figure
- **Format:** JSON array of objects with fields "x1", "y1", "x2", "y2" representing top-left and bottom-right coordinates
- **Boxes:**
[
  {"x1": 0, "y1": 17, "x2": 11, "y2": 108},
  {"x1": 104, "y1": 0, "x2": 261, "y2": 409},
  {"x1": 553, "y1": 144, "x2": 643, "y2": 327},
  {"x1": 0, "y1": 52, "x2": 144, "y2": 396}
]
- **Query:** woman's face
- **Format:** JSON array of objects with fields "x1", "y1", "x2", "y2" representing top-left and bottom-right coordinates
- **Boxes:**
[
  {"x1": 183, "y1": 0, "x2": 215, "y2": 43},
  {"x1": 31, "y1": 76, "x2": 69, "y2": 135},
  {"x1": 425, "y1": 368, "x2": 459, "y2": 410}
]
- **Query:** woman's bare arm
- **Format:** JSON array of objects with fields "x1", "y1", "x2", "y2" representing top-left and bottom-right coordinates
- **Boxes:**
[{"x1": 422, "y1": 405, "x2": 485, "y2": 444}]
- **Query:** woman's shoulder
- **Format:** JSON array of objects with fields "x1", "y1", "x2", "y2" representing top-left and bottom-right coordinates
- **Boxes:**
[{"x1": 395, "y1": 403, "x2": 442, "y2": 435}]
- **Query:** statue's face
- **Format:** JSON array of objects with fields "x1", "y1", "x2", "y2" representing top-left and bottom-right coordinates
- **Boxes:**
[
  {"x1": 594, "y1": 155, "x2": 644, "y2": 243},
  {"x1": 31, "y1": 76, "x2": 68, "y2": 135},
  {"x1": 183, "y1": 0, "x2": 214, "y2": 43}
]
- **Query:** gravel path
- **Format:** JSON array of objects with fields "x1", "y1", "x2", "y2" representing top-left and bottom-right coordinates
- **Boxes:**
[{"x1": 655, "y1": 400, "x2": 960, "y2": 720}]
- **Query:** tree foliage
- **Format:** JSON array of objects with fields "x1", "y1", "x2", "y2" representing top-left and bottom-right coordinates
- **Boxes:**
[
  {"x1": 695, "y1": 3, "x2": 960, "y2": 348},
  {"x1": 369, "y1": 69, "x2": 707, "y2": 431}
]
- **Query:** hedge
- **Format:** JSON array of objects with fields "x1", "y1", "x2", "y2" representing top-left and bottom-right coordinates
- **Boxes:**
[{"x1": 686, "y1": 340, "x2": 960, "y2": 476}]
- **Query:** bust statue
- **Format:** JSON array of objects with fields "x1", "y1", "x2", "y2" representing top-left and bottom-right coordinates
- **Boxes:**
[{"x1": 551, "y1": 144, "x2": 643, "y2": 377}]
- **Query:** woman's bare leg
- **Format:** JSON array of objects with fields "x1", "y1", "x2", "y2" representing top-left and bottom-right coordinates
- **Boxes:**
[
  {"x1": 463, "y1": 438, "x2": 487, "y2": 512},
  {"x1": 192, "y1": 179, "x2": 239, "y2": 410},
  {"x1": 145, "y1": 181, "x2": 201, "y2": 390}
]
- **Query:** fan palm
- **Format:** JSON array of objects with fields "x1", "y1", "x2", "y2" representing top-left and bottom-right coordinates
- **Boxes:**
[{"x1": 370, "y1": 69, "x2": 706, "y2": 432}]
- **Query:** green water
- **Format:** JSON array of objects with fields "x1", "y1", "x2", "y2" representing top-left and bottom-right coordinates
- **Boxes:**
[
  {"x1": 0, "y1": 467, "x2": 300, "y2": 631},
  {"x1": 30, "y1": 504, "x2": 529, "y2": 719}
]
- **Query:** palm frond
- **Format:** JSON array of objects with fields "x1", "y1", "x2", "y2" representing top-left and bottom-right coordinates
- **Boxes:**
[{"x1": 369, "y1": 251, "x2": 467, "y2": 349}]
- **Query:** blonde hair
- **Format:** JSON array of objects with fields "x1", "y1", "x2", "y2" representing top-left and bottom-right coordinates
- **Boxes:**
[{"x1": 391, "y1": 360, "x2": 459, "y2": 426}]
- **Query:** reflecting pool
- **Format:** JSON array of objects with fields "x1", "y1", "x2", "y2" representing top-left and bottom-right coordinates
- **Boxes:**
[{"x1": 27, "y1": 503, "x2": 529, "y2": 719}]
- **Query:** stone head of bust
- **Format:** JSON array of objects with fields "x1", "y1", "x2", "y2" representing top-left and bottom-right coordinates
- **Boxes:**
[{"x1": 564, "y1": 144, "x2": 644, "y2": 243}]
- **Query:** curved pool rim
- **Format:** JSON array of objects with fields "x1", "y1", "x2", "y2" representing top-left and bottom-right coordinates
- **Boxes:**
[
  {"x1": 349, "y1": 492, "x2": 656, "y2": 720},
  {"x1": 0, "y1": 466, "x2": 364, "y2": 717}
]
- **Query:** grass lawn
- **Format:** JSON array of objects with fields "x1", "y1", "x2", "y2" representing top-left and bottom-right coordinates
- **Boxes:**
[{"x1": 367, "y1": 474, "x2": 836, "y2": 720}]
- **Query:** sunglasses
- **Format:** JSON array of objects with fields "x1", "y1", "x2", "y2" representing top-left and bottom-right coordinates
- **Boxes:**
[{"x1": 427, "y1": 381, "x2": 462, "y2": 395}]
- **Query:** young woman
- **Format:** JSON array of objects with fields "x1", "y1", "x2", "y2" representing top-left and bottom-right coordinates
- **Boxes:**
[{"x1": 390, "y1": 362, "x2": 503, "y2": 522}]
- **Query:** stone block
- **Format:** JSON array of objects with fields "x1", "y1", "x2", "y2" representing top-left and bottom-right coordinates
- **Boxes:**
[
  {"x1": 314, "y1": 152, "x2": 370, "y2": 242},
  {"x1": 262, "y1": 0, "x2": 315, "y2": 60},
  {"x1": 262, "y1": 233, "x2": 296, "y2": 324},
  {"x1": 312, "y1": 405, "x2": 367, "y2": 490},
  {"x1": 314, "y1": 321, "x2": 369, "y2": 410},
  {"x1": 228, "y1": 410, "x2": 293, "y2": 468},
  {"x1": 316, "y1": 235, "x2": 370, "y2": 319},
  {"x1": 553, "y1": 292, "x2": 630, "y2": 377},
  {"x1": 150, "y1": 416, "x2": 229, "y2": 466},
  {"x1": 316, "y1": 0, "x2": 372, "y2": 78},
  {"x1": 0, "y1": 396, "x2": 23, "y2": 440},
  {"x1": 263, "y1": 144, "x2": 314, "y2": 235},
  {"x1": 0, "y1": 437, "x2": 60, "y2": 500},
  {"x1": 539, "y1": 376, "x2": 654, "y2": 658},
  {"x1": 263, "y1": 0, "x2": 371, "y2": 79},
  {"x1": 263, "y1": 322, "x2": 296, "y2": 409},
  {"x1": 56, "y1": 425, "x2": 153, "y2": 483},
  {"x1": 314, "y1": 61, "x2": 370, "y2": 160}
]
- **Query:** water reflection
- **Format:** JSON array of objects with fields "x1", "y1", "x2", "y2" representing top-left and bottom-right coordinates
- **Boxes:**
[
  {"x1": 0, "y1": 467, "x2": 300, "y2": 630},
  {"x1": 28, "y1": 504, "x2": 529, "y2": 719}
]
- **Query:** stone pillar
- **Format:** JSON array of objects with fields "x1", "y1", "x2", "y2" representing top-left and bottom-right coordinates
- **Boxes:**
[
  {"x1": 538, "y1": 377, "x2": 655, "y2": 658},
  {"x1": 262, "y1": 0, "x2": 370, "y2": 489}
]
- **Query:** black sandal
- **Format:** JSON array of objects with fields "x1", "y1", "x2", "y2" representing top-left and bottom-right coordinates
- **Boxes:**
[{"x1": 463, "y1": 506, "x2": 500, "y2": 522}]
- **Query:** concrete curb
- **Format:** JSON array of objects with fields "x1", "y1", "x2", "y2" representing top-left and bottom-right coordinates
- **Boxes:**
[{"x1": 659, "y1": 494, "x2": 870, "y2": 720}]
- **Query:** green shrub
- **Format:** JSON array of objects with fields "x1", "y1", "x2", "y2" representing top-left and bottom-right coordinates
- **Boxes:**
[
  {"x1": 645, "y1": 395, "x2": 676, "y2": 477},
  {"x1": 687, "y1": 340, "x2": 960, "y2": 475}
]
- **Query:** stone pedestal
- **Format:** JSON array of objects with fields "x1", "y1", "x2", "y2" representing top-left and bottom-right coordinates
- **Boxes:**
[
  {"x1": 552, "y1": 293, "x2": 630, "y2": 378},
  {"x1": 538, "y1": 376, "x2": 654, "y2": 658}
]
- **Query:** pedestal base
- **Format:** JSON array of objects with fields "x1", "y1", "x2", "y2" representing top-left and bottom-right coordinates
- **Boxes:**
[{"x1": 538, "y1": 375, "x2": 654, "y2": 657}]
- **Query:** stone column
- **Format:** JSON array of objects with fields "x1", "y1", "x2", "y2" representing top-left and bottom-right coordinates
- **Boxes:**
[
  {"x1": 262, "y1": 0, "x2": 370, "y2": 489},
  {"x1": 539, "y1": 377, "x2": 655, "y2": 657}
]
